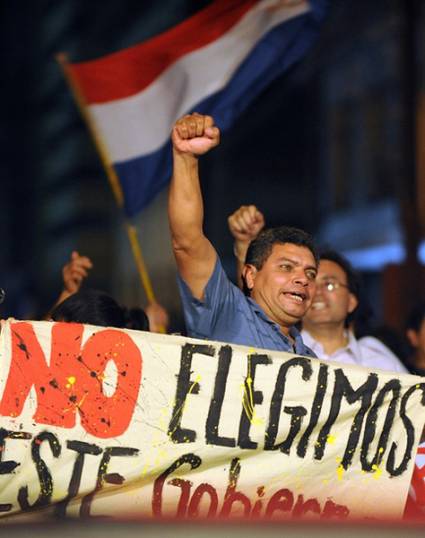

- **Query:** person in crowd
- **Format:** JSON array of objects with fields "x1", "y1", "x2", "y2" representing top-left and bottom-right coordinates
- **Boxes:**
[
  {"x1": 301, "y1": 249, "x2": 406, "y2": 372},
  {"x1": 403, "y1": 302, "x2": 425, "y2": 518},
  {"x1": 228, "y1": 204, "x2": 407, "y2": 373},
  {"x1": 405, "y1": 302, "x2": 425, "y2": 376},
  {"x1": 125, "y1": 306, "x2": 151, "y2": 332},
  {"x1": 53, "y1": 251, "x2": 169, "y2": 333},
  {"x1": 143, "y1": 301, "x2": 170, "y2": 334},
  {"x1": 349, "y1": 284, "x2": 410, "y2": 364},
  {"x1": 50, "y1": 288, "x2": 150, "y2": 329},
  {"x1": 168, "y1": 113, "x2": 318, "y2": 355},
  {"x1": 56, "y1": 250, "x2": 93, "y2": 306},
  {"x1": 357, "y1": 325, "x2": 410, "y2": 369}
]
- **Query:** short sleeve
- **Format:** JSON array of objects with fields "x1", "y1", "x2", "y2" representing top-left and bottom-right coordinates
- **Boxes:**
[{"x1": 177, "y1": 257, "x2": 241, "y2": 339}]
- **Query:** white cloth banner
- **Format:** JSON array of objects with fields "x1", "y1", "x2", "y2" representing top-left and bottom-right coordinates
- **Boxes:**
[{"x1": 0, "y1": 319, "x2": 424, "y2": 521}]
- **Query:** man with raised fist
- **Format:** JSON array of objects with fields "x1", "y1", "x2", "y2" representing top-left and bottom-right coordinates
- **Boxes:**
[{"x1": 168, "y1": 113, "x2": 318, "y2": 355}]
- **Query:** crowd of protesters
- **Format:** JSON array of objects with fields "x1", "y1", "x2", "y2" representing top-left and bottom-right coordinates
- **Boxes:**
[
  {"x1": 8, "y1": 111, "x2": 421, "y2": 378},
  {"x1": 0, "y1": 112, "x2": 424, "y2": 521},
  {"x1": 168, "y1": 113, "x2": 422, "y2": 376},
  {"x1": 45, "y1": 250, "x2": 168, "y2": 333},
  {"x1": 167, "y1": 113, "x2": 425, "y2": 518}
]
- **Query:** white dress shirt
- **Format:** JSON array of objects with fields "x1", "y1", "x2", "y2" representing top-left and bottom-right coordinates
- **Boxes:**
[{"x1": 301, "y1": 330, "x2": 408, "y2": 374}]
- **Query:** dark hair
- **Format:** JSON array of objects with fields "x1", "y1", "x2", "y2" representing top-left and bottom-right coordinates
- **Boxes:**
[
  {"x1": 245, "y1": 226, "x2": 319, "y2": 270},
  {"x1": 242, "y1": 226, "x2": 318, "y2": 296},
  {"x1": 406, "y1": 301, "x2": 425, "y2": 332},
  {"x1": 51, "y1": 289, "x2": 126, "y2": 328},
  {"x1": 124, "y1": 307, "x2": 150, "y2": 331},
  {"x1": 318, "y1": 249, "x2": 363, "y2": 327},
  {"x1": 319, "y1": 249, "x2": 361, "y2": 299}
]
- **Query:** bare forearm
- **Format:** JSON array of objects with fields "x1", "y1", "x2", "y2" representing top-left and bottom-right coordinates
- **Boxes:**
[
  {"x1": 227, "y1": 204, "x2": 265, "y2": 289},
  {"x1": 234, "y1": 239, "x2": 250, "y2": 289},
  {"x1": 168, "y1": 113, "x2": 219, "y2": 298},
  {"x1": 168, "y1": 149, "x2": 204, "y2": 251}
]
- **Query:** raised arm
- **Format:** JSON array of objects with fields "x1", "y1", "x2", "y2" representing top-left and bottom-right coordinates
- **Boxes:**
[
  {"x1": 44, "y1": 251, "x2": 93, "y2": 319},
  {"x1": 56, "y1": 251, "x2": 93, "y2": 305},
  {"x1": 168, "y1": 113, "x2": 220, "y2": 300},
  {"x1": 228, "y1": 205, "x2": 265, "y2": 288}
]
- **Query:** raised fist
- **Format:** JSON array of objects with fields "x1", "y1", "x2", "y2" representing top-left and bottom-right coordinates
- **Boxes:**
[
  {"x1": 172, "y1": 113, "x2": 220, "y2": 156},
  {"x1": 62, "y1": 251, "x2": 93, "y2": 294},
  {"x1": 228, "y1": 205, "x2": 265, "y2": 243}
]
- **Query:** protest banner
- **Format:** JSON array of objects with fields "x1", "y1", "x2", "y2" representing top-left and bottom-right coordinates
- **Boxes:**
[{"x1": 0, "y1": 319, "x2": 423, "y2": 521}]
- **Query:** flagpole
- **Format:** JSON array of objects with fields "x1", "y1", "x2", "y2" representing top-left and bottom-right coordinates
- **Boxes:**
[
  {"x1": 125, "y1": 224, "x2": 155, "y2": 304},
  {"x1": 56, "y1": 52, "x2": 157, "y2": 306}
]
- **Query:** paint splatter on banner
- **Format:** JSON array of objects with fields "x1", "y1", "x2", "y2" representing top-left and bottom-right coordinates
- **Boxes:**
[{"x1": 0, "y1": 319, "x2": 424, "y2": 521}]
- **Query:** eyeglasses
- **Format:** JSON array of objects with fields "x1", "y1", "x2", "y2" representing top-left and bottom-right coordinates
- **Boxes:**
[{"x1": 317, "y1": 280, "x2": 349, "y2": 293}]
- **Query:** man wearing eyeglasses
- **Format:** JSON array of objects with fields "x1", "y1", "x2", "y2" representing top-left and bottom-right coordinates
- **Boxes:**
[
  {"x1": 300, "y1": 249, "x2": 405, "y2": 372},
  {"x1": 229, "y1": 205, "x2": 407, "y2": 373}
]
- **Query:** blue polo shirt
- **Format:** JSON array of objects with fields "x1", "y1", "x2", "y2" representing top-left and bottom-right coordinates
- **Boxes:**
[{"x1": 177, "y1": 257, "x2": 316, "y2": 357}]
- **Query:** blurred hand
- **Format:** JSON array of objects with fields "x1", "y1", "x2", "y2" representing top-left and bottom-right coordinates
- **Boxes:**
[
  {"x1": 62, "y1": 251, "x2": 93, "y2": 294},
  {"x1": 145, "y1": 302, "x2": 170, "y2": 333}
]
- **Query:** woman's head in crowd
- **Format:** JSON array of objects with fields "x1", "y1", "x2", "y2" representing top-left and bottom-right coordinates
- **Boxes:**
[
  {"x1": 51, "y1": 289, "x2": 149, "y2": 331},
  {"x1": 124, "y1": 307, "x2": 150, "y2": 331}
]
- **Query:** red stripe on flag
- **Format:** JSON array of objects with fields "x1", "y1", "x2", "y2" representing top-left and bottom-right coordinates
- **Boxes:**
[{"x1": 69, "y1": 0, "x2": 258, "y2": 104}]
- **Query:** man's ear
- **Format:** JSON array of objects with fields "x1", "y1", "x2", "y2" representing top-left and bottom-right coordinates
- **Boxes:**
[
  {"x1": 407, "y1": 329, "x2": 419, "y2": 348},
  {"x1": 347, "y1": 293, "x2": 358, "y2": 315},
  {"x1": 243, "y1": 264, "x2": 257, "y2": 292}
]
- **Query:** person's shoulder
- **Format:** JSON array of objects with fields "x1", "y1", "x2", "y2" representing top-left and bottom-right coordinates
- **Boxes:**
[
  {"x1": 358, "y1": 335, "x2": 407, "y2": 373},
  {"x1": 358, "y1": 335, "x2": 395, "y2": 357},
  {"x1": 299, "y1": 329, "x2": 322, "y2": 356},
  {"x1": 301, "y1": 344, "x2": 317, "y2": 359}
]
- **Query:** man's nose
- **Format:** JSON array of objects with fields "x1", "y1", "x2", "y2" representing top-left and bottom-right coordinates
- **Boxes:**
[
  {"x1": 312, "y1": 283, "x2": 324, "y2": 299},
  {"x1": 315, "y1": 280, "x2": 330, "y2": 293},
  {"x1": 294, "y1": 270, "x2": 308, "y2": 286}
]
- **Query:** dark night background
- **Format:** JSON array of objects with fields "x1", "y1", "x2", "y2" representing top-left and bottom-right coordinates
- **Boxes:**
[{"x1": 1, "y1": 1, "x2": 425, "y2": 337}]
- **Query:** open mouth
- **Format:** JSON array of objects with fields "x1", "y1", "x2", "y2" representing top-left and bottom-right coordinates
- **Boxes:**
[
  {"x1": 284, "y1": 291, "x2": 306, "y2": 303},
  {"x1": 311, "y1": 301, "x2": 326, "y2": 310}
]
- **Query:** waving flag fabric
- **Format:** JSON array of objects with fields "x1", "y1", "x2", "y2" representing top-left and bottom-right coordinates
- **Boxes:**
[{"x1": 68, "y1": 0, "x2": 327, "y2": 217}]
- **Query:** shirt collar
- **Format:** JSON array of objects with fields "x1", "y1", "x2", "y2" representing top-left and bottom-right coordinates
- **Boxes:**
[
  {"x1": 345, "y1": 330, "x2": 361, "y2": 356},
  {"x1": 246, "y1": 296, "x2": 271, "y2": 320},
  {"x1": 247, "y1": 297, "x2": 312, "y2": 355},
  {"x1": 301, "y1": 329, "x2": 360, "y2": 359}
]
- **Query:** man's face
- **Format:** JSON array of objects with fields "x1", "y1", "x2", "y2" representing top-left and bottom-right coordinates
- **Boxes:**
[
  {"x1": 245, "y1": 243, "x2": 317, "y2": 332},
  {"x1": 303, "y1": 259, "x2": 357, "y2": 329}
]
